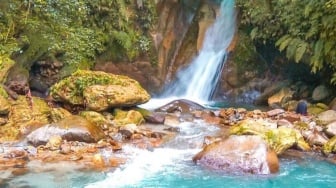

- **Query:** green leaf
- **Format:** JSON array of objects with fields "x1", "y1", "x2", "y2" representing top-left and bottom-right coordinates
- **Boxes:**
[
  {"x1": 314, "y1": 40, "x2": 324, "y2": 55},
  {"x1": 278, "y1": 37, "x2": 292, "y2": 52},
  {"x1": 250, "y1": 28, "x2": 258, "y2": 40},
  {"x1": 295, "y1": 42, "x2": 308, "y2": 63}
]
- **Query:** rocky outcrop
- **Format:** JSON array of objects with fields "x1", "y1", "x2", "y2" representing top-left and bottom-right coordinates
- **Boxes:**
[
  {"x1": 50, "y1": 70, "x2": 150, "y2": 110},
  {"x1": 27, "y1": 115, "x2": 105, "y2": 146},
  {"x1": 230, "y1": 119, "x2": 310, "y2": 154},
  {"x1": 155, "y1": 99, "x2": 205, "y2": 113},
  {"x1": 193, "y1": 135, "x2": 279, "y2": 174}
]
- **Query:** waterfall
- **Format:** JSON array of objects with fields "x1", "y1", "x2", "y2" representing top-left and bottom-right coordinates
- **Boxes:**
[{"x1": 161, "y1": 0, "x2": 236, "y2": 103}]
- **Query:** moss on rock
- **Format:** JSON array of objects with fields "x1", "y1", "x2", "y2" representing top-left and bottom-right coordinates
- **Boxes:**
[
  {"x1": 50, "y1": 70, "x2": 150, "y2": 110},
  {"x1": 0, "y1": 55, "x2": 15, "y2": 84}
]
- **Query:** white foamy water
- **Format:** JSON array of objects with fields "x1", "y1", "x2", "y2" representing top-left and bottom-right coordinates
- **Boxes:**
[
  {"x1": 86, "y1": 121, "x2": 219, "y2": 188},
  {"x1": 161, "y1": 0, "x2": 236, "y2": 102}
]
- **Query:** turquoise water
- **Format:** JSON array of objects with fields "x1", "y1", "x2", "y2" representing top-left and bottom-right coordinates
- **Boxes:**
[{"x1": 2, "y1": 122, "x2": 335, "y2": 188}]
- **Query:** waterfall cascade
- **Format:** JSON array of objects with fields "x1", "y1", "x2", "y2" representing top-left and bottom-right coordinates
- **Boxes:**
[{"x1": 161, "y1": 0, "x2": 236, "y2": 103}]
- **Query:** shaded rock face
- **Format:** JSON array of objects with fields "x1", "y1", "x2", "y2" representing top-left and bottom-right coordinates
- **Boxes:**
[
  {"x1": 193, "y1": 135, "x2": 279, "y2": 174},
  {"x1": 27, "y1": 115, "x2": 105, "y2": 146},
  {"x1": 155, "y1": 99, "x2": 205, "y2": 113},
  {"x1": 94, "y1": 61, "x2": 162, "y2": 93},
  {"x1": 50, "y1": 70, "x2": 150, "y2": 111}
]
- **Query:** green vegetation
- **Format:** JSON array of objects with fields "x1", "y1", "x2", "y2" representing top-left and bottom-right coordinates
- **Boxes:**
[
  {"x1": 0, "y1": 0, "x2": 157, "y2": 70},
  {"x1": 236, "y1": 0, "x2": 336, "y2": 84}
]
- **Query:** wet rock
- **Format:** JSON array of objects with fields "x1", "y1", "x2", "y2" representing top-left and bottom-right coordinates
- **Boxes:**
[
  {"x1": 325, "y1": 121, "x2": 336, "y2": 137},
  {"x1": 312, "y1": 85, "x2": 330, "y2": 102},
  {"x1": 308, "y1": 103, "x2": 329, "y2": 115},
  {"x1": 266, "y1": 109, "x2": 285, "y2": 117},
  {"x1": 268, "y1": 88, "x2": 294, "y2": 108},
  {"x1": 60, "y1": 143, "x2": 72, "y2": 154},
  {"x1": 49, "y1": 107, "x2": 72, "y2": 123},
  {"x1": 46, "y1": 135, "x2": 62, "y2": 151},
  {"x1": 136, "y1": 108, "x2": 165, "y2": 124},
  {"x1": 0, "y1": 95, "x2": 10, "y2": 115},
  {"x1": 155, "y1": 99, "x2": 205, "y2": 114},
  {"x1": 193, "y1": 135, "x2": 279, "y2": 174},
  {"x1": 80, "y1": 111, "x2": 112, "y2": 129},
  {"x1": 0, "y1": 96, "x2": 51, "y2": 142},
  {"x1": 230, "y1": 119, "x2": 310, "y2": 154},
  {"x1": 113, "y1": 109, "x2": 144, "y2": 127},
  {"x1": 317, "y1": 110, "x2": 336, "y2": 125},
  {"x1": 302, "y1": 129, "x2": 328, "y2": 146},
  {"x1": 163, "y1": 114, "x2": 180, "y2": 127},
  {"x1": 26, "y1": 115, "x2": 105, "y2": 146},
  {"x1": 50, "y1": 70, "x2": 150, "y2": 110},
  {"x1": 277, "y1": 119, "x2": 294, "y2": 128},
  {"x1": 323, "y1": 136, "x2": 336, "y2": 155}
]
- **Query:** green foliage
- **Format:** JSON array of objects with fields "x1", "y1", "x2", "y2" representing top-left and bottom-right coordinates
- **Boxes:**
[
  {"x1": 0, "y1": 0, "x2": 157, "y2": 69},
  {"x1": 236, "y1": 0, "x2": 336, "y2": 84}
]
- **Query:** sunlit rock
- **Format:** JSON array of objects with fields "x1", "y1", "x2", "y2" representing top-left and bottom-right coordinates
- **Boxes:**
[
  {"x1": 230, "y1": 119, "x2": 310, "y2": 154},
  {"x1": 0, "y1": 95, "x2": 10, "y2": 115},
  {"x1": 325, "y1": 121, "x2": 336, "y2": 137},
  {"x1": 268, "y1": 88, "x2": 294, "y2": 108},
  {"x1": 0, "y1": 96, "x2": 51, "y2": 142},
  {"x1": 79, "y1": 111, "x2": 112, "y2": 129},
  {"x1": 323, "y1": 136, "x2": 336, "y2": 155},
  {"x1": 155, "y1": 99, "x2": 205, "y2": 114},
  {"x1": 49, "y1": 70, "x2": 150, "y2": 110},
  {"x1": 46, "y1": 135, "x2": 62, "y2": 151},
  {"x1": 193, "y1": 135, "x2": 279, "y2": 174},
  {"x1": 317, "y1": 110, "x2": 336, "y2": 126},
  {"x1": 308, "y1": 103, "x2": 329, "y2": 115},
  {"x1": 112, "y1": 109, "x2": 144, "y2": 127},
  {"x1": 49, "y1": 107, "x2": 72, "y2": 123},
  {"x1": 27, "y1": 115, "x2": 105, "y2": 146}
]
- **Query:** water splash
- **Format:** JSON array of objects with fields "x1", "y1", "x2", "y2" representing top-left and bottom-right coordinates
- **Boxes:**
[{"x1": 161, "y1": 0, "x2": 236, "y2": 103}]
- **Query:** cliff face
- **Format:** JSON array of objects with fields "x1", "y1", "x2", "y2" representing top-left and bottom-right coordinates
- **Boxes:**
[{"x1": 94, "y1": 0, "x2": 222, "y2": 94}]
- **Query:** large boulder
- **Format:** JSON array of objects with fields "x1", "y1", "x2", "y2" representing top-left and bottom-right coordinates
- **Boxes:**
[
  {"x1": 27, "y1": 115, "x2": 105, "y2": 146},
  {"x1": 49, "y1": 70, "x2": 150, "y2": 111},
  {"x1": 0, "y1": 96, "x2": 51, "y2": 142},
  {"x1": 155, "y1": 99, "x2": 205, "y2": 114},
  {"x1": 230, "y1": 119, "x2": 310, "y2": 154},
  {"x1": 193, "y1": 135, "x2": 279, "y2": 174},
  {"x1": 312, "y1": 85, "x2": 330, "y2": 102}
]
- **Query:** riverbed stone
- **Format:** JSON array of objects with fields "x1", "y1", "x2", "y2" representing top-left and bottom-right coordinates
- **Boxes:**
[
  {"x1": 26, "y1": 115, "x2": 105, "y2": 146},
  {"x1": 325, "y1": 121, "x2": 336, "y2": 137},
  {"x1": 323, "y1": 136, "x2": 336, "y2": 155},
  {"x1": 155, "y1": 99, "x2": 205, "y2": 114},
  {"x1": 312, "y1": 85, "x2": 330, "y2": 101},
  {"x1": 317, "y1": 110, "x2": 336, "y2": 125},
  {"x1": 112, "y1": 109, "x2": 144, "y2": 127},
  {"x1": 193, "y1": 135, "x2": 279, "y2": 174}
]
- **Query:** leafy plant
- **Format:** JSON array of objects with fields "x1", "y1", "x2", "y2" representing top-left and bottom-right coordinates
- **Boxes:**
[{"x1": 236, "y1": 0, "x2": 336, "y2": 84}]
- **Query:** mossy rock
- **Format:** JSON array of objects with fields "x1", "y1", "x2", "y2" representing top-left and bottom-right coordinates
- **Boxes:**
[
  {"x1": 50, "y1": 70, "x2": 150, "y2": 110},
  {"x1": 49, "y1": 107, "x2": 72, "y2": 123},
  {"x1": 323, "y1": 136, "x2": 336, "y2": 155},
  {"x1": 0, "y1": 95, "x2": 10, "y2": 115},
  {"x1": 0, "y1": 96, "x2": 51, "y2": 142},
  {"x1": 308, "y1": 103, "x2": 329, "y2": 115},
  {"x1": 230, "y1": 119, "x2": 310, "y2": 154},
  {"x1": 112, "y1": 109, "x2": 144, "y2": 127},
  {"x1": 0, "y1": 55, "x2": 15, "y2": 84},
  {"x1": 79, "y1": 111, "x2": 112, "y2": 129}
]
